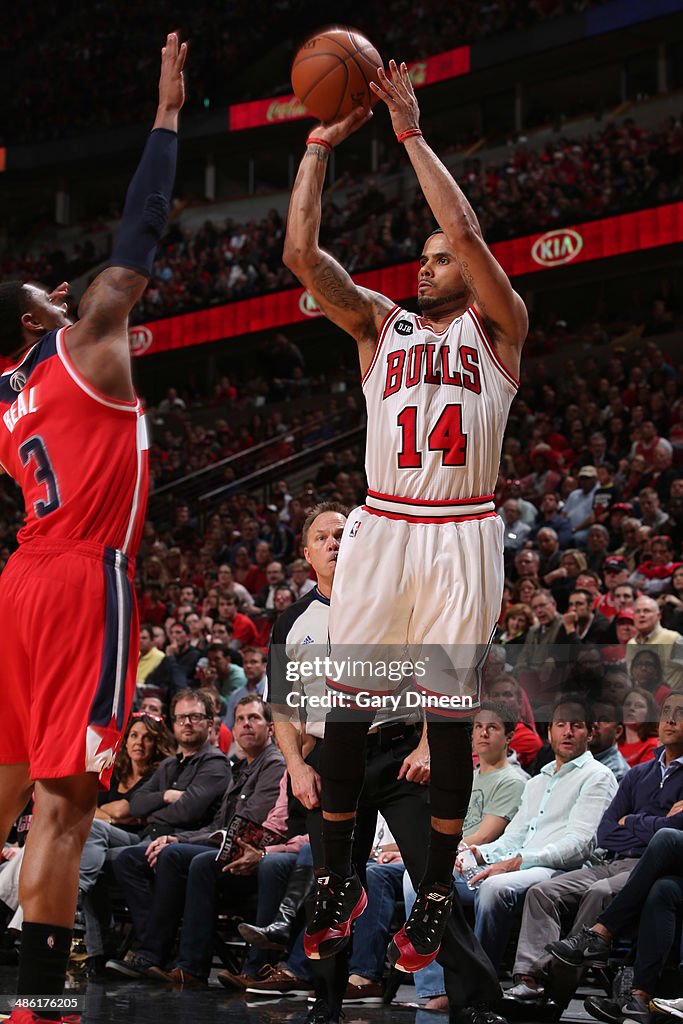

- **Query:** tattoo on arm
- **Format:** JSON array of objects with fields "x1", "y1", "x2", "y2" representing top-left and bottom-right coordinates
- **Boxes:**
[
  {"x1": 304, "y1": 148, "x2": 330, "y2": 165},
  {"x1": 311, "y1": 260, "x2": 358, "y2": 310},
  {"x1": 458, "y1": 259, "x2": 479, "y2": 303}
]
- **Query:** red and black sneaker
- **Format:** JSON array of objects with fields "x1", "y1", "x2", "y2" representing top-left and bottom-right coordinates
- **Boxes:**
[
  {"x1": 388, "y1": 880, "x2": 453, "y2": 973},
  {"x1": 303, "y1": 869, "x2": 367, "y2": 961}
]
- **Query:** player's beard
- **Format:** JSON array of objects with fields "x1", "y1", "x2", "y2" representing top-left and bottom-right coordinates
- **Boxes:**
[{"x1": 417, "y1": 286, "x2": 469, "y2": 312}]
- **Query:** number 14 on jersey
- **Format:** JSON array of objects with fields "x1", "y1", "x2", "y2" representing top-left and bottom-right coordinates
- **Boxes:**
[{"x1": 397, "y1": 403, "x2": 468, "y2": 469}]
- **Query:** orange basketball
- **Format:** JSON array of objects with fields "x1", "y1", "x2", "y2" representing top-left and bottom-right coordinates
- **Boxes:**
[{"x1": 291, "y1": 26, "x2": 383, "y2": 123}]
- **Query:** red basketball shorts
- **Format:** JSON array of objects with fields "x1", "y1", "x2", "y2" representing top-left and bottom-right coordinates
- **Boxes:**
[{"x1": 0, "y1": 539, "x2": 139, "y2": 782}]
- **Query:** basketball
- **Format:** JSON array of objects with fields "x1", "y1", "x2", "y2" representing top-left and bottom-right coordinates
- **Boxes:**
[{"x1": 291, "y1": 26, "x2": 383, "y2": 123}]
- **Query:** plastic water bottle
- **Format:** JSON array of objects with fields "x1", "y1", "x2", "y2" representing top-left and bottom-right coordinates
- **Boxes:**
[{"x1": 458, "y1": 847, "x2": 482, "y2": 890}]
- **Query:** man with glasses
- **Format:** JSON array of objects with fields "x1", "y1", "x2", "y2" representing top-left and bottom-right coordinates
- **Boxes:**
[
  {"x1": 106, "y1": 690, "x2": 230, "y2": 975},
  {"x1": 506, "y1": 693, "x2": 683, "y2": 1017}
]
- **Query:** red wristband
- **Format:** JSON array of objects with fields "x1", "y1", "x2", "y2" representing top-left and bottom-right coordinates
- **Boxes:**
[
  {"x1": 397, "y1": 128, "x2": 423, "y2": 144},
  {"x1": 306, "y1": 136, "x2": 333, "y2": 153}
]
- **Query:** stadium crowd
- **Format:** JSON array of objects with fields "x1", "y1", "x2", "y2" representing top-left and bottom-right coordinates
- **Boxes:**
[
  {"x1": 1, "y1": 309, "x2": 682, "y2": 1019},
  {"x1": 1, "y1": 0, "x2": 612, "y2": 145},
  {"x1": 2, "y1": 111, "x2": 681, "y2": 323}
]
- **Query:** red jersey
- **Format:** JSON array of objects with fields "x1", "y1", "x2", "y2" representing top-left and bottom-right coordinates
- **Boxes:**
[{"x1": 0, "y1": 326, "x2": 148, "y2": 557}]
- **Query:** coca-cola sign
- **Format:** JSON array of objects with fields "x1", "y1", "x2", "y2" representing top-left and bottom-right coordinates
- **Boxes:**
[
  {"x1": 267, "y1": 97, "x2": 308, "y2": 123},
  {"x1": 129, "y1": 325, "x2": 153, "y2": 356}
]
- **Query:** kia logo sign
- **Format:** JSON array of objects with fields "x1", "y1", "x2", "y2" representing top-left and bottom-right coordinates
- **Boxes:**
[
  {"x1": 299, "y1": 291, "x2": 322, "y2": 317},
  {"x1": 129, "y1": 325, "x2": 153, "y2": 356},
  {"x1": 531, "y1": 228, "x2": 583, "y2": 268}
]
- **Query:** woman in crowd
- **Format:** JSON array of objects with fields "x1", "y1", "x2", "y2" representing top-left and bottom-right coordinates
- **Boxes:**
[
  {"x1": 629, "y1": 649, "x2": 671, "y2": 708},
  {"x1": 619, "y1": 686, "x2": 660, "y2": 767},
  {"x1": 658, "y1": 562, "x2": 683, "y2": 632},
  {"x1": 497, "y1": 604, "x2": 535, "y2": 665},
  {"x1": 511, "y1": 577, "x2": 540, "y2": 607},
  {"x1": 79, "y1": 713, "x2": 176, "y2": 977}
]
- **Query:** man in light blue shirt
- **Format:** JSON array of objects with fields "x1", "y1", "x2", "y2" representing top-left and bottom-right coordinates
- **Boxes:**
[{"x1": 459, "y1": 694, "x2": 618, "y2": 968}]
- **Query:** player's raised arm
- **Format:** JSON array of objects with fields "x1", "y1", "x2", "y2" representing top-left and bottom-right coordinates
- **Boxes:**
[
  {"x1": 371, "y1": 60, "x2": 528, "y2": 368},
  {"x1": 283, "y1": 110, "x2": 394, "y2": 375},
  {"x1": 68, "y1": 33, "x2": 186, "y2": 396}
]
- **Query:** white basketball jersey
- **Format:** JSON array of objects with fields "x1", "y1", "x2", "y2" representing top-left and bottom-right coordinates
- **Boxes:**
[{"x1": 361, "y1": 305, "x2": 517, "y2": 517}]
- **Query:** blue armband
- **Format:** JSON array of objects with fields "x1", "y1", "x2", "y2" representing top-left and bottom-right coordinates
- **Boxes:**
[{"x1": 110, "y1": 127, "x2": 177, "y2": 278}]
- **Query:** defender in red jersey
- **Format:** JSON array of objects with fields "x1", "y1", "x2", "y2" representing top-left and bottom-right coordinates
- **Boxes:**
[
  {"x1": 284, "y1": 60, "x2": 527, "y2": 1016},
  {"x1": 0, "y1": 34, "x2": 186, "y2": 1016}
]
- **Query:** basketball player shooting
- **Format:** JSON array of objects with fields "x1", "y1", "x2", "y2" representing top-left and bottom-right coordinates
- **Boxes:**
[
  {"x1": 0, "y1": 34, "x2": 185, "y2": 1022},
  {"x1": 283, "y1": 59, "x2": 527, "y2": 974}
]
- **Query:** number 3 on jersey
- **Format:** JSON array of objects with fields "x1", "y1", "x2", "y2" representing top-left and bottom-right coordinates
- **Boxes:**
[
  {"x1": 397, "y1": 404, "x2": 468, "y2": 469},
  {"x1": 19, "y1": 435, "x2": 61, "y2": 518}
]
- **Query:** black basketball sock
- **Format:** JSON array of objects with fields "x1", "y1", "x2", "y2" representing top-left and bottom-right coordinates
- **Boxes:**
[
  {"x1": 423, "y1": 827, "x2": 462, "y2": 888},
  {"x1": 322, "y1": 816, "x2": 355, "y2": 878},
  {"x1": 17, "y1": 921, "x2": 72, "y2": 1021}
]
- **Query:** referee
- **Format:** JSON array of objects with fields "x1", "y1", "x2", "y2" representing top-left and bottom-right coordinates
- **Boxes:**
[{"x1": 267, "y1": 502, "x2": 506, "y2": 1024}]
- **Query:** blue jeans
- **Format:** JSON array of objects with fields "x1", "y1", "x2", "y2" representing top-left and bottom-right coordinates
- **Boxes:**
[
  {"x1": 79, "y1": 819, "x2": 140, "y2": 956},
  {"x1": 403, "y1": 871, "x2": 475, "y2": 997},
  {"x1": 347, "y1": 860, "x2": 404, "y2": 982}
]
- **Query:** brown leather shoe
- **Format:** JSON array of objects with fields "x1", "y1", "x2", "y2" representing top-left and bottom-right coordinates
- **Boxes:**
[
  {"x1": 149, "y1": 965, "x2": 208, "y2": 988},
  {"x1": 245, "y1": 966, "x2": 312, "y2": 997},
  {"x1": 217, "y1": 969, "x2": 256, "y2": 992}
]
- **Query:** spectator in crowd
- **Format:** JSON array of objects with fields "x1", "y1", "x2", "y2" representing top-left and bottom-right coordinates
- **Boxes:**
[
  {"x1": 535, "y1": 528, "x2": 563, "y2": 584},
  {"x1": 288, "y1": 558, "x2": 316, "y2": 599},
  {"x1": 626, "y1": 596, "x2": 683, "y2": 691},
  {"x1": 619, "y1": 687, "x2": 661, "y2": 767},
  {"x1": 631, "y1": 534, "x2": 677, "y2": 596},
  {"x1": 637, "y1": 488, "x2": 671, "y2": 532},
  {"x1": 78, "y1": 713, "x2": 176, "y2": 977},
  {"x1": 460, "y1": 695, "x2": 617, "y2": 969},
  {"x1": 137, "y1": 624, "x2": 166, "y2": 685},
  {"x1": 205, "y1": 642, "x2": 247, "y2": 699},
  {"x1": 253, "y1": 561, "x2": 287, "y2": 611},
  {"x1": 497, "y1": 604, "x2": 535, "y2": 665},
  {"x1": 224, "y1": 647, "x2": 268, "y2": 730},
  {"x1": 529, "y1": 494, "x2": 573, "y2": 550},
  {"x1": 166, "y1": 620, "x2": 202, "y2": 684},
  {"x1": 630, "y1": 649, "x2": 672, "y2": 707},
  {"x1": 560, "y1": 589, "x2": 611, "y2": 645},
  {"x1": 108, "y1": 697, "x2": 284, "y2": 983},
  {"x1": 658, "y1": 563, "x2": 683, "y2": 633},
  {"x1": 505, "y1": 690, "x2": 683, "y2": 1009},
  {"x1": 218, "y1": 594, "x2": 259, "y2": 651},
  {"x1": 501, "y1": 500, "x2": 532, "y2": 555},
  {"x1": 513, "y1": 549, "x2": 541, "y2": 583},
  {"x1": 485, "y1": 676, "x2": 543, "y2": 770},
  {"x1": 547, "y1": 549, "x2": 588, "y2": 612},
  {"x1": 563, "y1": 467, "x2": 600, "y2": 543},
  {"x1": 588, "y1": 696, "x2": 630, "y2": 781},
  {"x1": 216, "y1": 565, "x2": 254, "y2": 611},
  {"x1": 261, "y1": 504, "x2": 295, "y2": 563},
  {"x1": 593, "y1": 557, "x2": 632, "y2": 621}
]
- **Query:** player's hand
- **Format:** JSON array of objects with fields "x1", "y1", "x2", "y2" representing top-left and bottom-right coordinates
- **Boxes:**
[
  {"x1": 309, "y1": 106, "x2": 373, "y2": 148},
  {"x1": 370, "y1": 59, "x2": 420, "y2": 138},
  {"x1": 398, "y1": 746, "x2": 430, "y2": 785},
  {"x1": 224, "y1": 838, "x2": 261, "y2": 874},
  {"x1": 158, "y1": 32, "x2": 187, "y2": 114},
  {"x1": 290, "y1": 763, "x2": 321, "y2": 809},
  {"x1": 47, "y1": 282, "x2": 70, "y2": 312}
]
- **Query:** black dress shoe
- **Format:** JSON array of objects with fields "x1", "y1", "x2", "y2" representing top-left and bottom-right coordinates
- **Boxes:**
[{"x1": 452, "y1": 1008, "x2": 509, "y2": 1024}]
